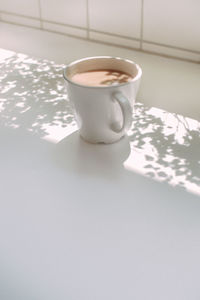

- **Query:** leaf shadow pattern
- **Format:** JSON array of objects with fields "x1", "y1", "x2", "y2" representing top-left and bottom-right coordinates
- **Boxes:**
[
  {"x1": 128, "y1": 103, "x2": 200, "y2": 195},
  {"x1": 1, "y1": 52, "x2": 200, "y2": 195},
  {"x1": 0, "y1": 53, "x2": 76, "y2": 140}
]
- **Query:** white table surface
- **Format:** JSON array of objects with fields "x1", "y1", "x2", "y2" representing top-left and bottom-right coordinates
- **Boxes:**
[{"x1": 1, "y1": 23, "x2": 200, "y2": 300}]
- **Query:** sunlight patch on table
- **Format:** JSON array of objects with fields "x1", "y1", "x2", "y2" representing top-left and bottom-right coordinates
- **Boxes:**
[{"x1": 124, "y1": 105, "x2": 200, "y2": 196}]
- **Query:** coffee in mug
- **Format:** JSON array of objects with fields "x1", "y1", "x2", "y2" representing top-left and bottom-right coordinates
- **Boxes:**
[{"x1": 71, "y1": 69, "x2": 133, "y2": 87}]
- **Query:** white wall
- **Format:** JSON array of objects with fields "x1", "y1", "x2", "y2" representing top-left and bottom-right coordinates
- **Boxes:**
[{"x1": 0, "y1": 0, "x2": 200, "y2": 62}]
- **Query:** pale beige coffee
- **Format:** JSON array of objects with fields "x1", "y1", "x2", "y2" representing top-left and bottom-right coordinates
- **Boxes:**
[{"x1": 71, "y1": 69, "x2": 133, "y2": 87}]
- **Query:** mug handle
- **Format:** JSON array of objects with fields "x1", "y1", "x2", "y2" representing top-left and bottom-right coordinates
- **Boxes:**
[{"x1": 111, "y1": 91, "x2": 133, "y2": 133}]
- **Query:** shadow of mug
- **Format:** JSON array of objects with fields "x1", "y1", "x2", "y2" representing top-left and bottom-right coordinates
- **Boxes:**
[{"x1": 54, "y1": 131, "x2": 131, "y2": 180}]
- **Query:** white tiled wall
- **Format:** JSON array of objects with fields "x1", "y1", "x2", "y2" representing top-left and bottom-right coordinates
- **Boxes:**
[
  {"x1": 0, "y1": 0, "x2": 40, "y2": 18},
  {"x1": 0, "y1": 0, "x2": 200, "y2": 62},
  {"x1": 89, "y1": 0, "x2": 141, "y2": 39},
  {"x1": 89, "y1": 31, "x2": 140, "y2": 49},
  {"x1": 143, "y1": 0, "x2": 200, "y2": 52},
  {"x1": 40, "y1": 0, "x2": 87, "y2": 28},
  {"x1": 43, "y1": 21, "x2": 87, "y2": 38},
  {"x1": 0, "y1": 12, "x2": 41, "y2": 28}
]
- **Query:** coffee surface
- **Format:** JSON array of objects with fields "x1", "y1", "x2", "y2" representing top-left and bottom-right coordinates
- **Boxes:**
[{"x1": 71, "y1": 69, "x2": 133, "y2": 86}]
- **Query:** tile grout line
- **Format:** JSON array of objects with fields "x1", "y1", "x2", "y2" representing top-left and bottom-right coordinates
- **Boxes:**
[
  {"x1": 140, "y1": 0, "x2": 144, "y2": 50},
  {"x1": 0, "y1": 10, "x2": 199, "y2": 55},
  {"x1": 0, "y1": 13, "x2": 199, "y2": 54},
  {"x1": 0, "y1": 10, "x2": 39, "y2": 20},
  {"x1": 38, "y1": 0, "x2": 43, "y2": 29},
  {"x1": 0, "y1": 16, "x2": 199, "y2": 63},
  {"x1": 0, "y1": 18, "x2": 199, "y2": 64},
  {"x1": 86, "y1": 0, "x2": 90, "y2": 39},
  {"x1": 0, "y1": 19, "x2": 42, "y2": 32},
  {"x1": 142, "y1": 39, "x2": 200, "y2": 54},
  {"x1": 0, "y1": 10, "x2": 87, "y2": 30},
  {"x1": 89, "y1": 29, "x2": 140, "y2": 41}
]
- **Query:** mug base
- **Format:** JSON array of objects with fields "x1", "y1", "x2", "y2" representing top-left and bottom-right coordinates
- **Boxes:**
[{"x1": 80, "y1": 133, "x2": 125, "y2": 144}]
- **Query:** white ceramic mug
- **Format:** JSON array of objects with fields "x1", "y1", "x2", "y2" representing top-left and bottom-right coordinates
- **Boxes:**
[{"x1": 63, "y1": 56, "x2": 142, "y2": 144}]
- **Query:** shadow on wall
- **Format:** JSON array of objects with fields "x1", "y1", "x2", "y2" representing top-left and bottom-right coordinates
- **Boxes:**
[{"x1": 0, "y1": 52, "x2": 200, "y2": 195}]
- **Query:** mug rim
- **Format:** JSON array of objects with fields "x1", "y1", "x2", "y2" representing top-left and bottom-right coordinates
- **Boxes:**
[{"x1": 63, "y1": 56, "x2": 142, "y2": 89}]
